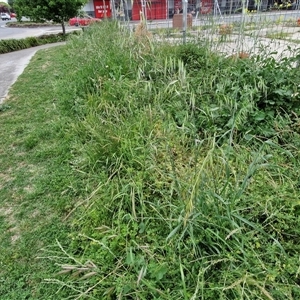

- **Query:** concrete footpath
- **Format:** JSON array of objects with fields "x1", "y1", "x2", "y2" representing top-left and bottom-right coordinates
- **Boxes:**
[{"x1": 0, "y1": 42, "x2": 65, "y2": 104}]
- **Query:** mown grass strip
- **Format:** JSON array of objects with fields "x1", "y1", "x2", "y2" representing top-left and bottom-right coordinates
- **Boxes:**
[{"x1": 0, "y1": 42, "x2": 93, "y2": 299}]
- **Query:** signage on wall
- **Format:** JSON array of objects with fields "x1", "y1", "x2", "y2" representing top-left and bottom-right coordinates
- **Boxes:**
[{"x1": 94, "y1": 0, "x2": 111, "y2": 18}]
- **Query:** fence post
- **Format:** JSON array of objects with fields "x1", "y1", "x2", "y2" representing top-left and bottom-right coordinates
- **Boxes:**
[
  {"x1": 111, "y1": 0, "x2": 116, "y2": 20},
  {"x1": 182, "y1": 0, "x2": 188, "y2": 44},
  {"x1": 141, "y1": 0, "x2": 148, "y2": 29}
]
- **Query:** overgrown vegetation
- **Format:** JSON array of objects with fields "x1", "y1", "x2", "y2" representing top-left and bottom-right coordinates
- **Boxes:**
[{"x1": 0, "y1": 21, "x2": 300, "y2": 299}]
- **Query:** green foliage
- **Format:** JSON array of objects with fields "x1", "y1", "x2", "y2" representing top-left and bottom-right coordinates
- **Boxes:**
[
  {"x1": 0, "y1": 31, "x2": 79, "y2": 54},
  {"x1": 14, "y1": 0, "x2": 87, "y2": 22},
  {"x1": 14, "y1": 0, "x2": 88, "y2": 33},
  {"x1": 159, "y1": 43, "x2": 300, "y2": 139},
  {"x1": 0, "y1": 1, "x2": 10, "y2": 9}
]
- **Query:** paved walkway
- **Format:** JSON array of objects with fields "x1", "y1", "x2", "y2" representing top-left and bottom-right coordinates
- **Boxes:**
[{"x1": 0, "y1": 42, "x2": 65, "y2": 104}]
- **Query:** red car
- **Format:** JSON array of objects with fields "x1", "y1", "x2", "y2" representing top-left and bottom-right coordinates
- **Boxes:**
[
  {"x1": 10, "y1": 12, "x2": 17, "y2": 18},
  {"x1": 69, "y1": 15, "x2": 101, "y2": 26}
]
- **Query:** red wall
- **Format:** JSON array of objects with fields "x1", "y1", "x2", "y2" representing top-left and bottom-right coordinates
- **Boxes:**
[
  {"x1": 94, "y1": 0, "x2": 112, "y2": 18},
  {"x1": 132, "y1": 0, "x2": 167, "y2": 21}
]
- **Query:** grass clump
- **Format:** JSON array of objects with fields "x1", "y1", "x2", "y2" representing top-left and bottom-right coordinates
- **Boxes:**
[
  {"x1": 1, "y1": 20, "x2": 300, "y2": 299},
  {"x1": 266, "y1": 31, "x2": 292, "y2": 40}
]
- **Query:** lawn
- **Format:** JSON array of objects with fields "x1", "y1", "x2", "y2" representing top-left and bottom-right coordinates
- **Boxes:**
[{"x1": 0, "y1": 20, "x2": 300, "y2": 299}]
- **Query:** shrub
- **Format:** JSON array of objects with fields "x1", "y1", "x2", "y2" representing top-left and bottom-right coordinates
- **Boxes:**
[
  {"x1": 6, "y1": 21, "x2": 60, "y2": 28},
  {"x1": 0, "y1": 31, "x2": 80, "y2": 54}
]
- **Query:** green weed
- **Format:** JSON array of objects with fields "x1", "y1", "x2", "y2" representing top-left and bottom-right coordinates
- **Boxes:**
[{"x1": 266, "y1": 31, "x2": 292, "y2": 40}]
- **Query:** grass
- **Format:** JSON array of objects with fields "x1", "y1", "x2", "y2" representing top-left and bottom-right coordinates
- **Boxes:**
[
  {"x1": 0, "y1": 44, "x2": 90, "y2": 299},
  {"x1": 265, "y1": 31, "x2": 292, "y2": 39},
  {"x1": 1, "y1": 20, "x2": 300, "y2": 299}
]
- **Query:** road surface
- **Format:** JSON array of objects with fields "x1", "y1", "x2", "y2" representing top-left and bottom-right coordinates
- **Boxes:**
[{"x1": 0, "y1": 19, "x2": 80, "y2": 40}]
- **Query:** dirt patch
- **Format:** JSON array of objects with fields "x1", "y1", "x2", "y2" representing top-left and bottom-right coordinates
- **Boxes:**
[
  {"x1": 0, "y1": 206, "x2": 21, "y2": 244},
  {"x1": 42, "y1": 61, "x2": 51, "y2": 69},
  {"x1": 0, "y1": 206, "x2": 14, "y2": 217},
  {"x1": 0, "y1": 171, "x2": 14, "y2": 189},
  {"x1": 24, "y1": 185, "x2": 35, "y2": 194}
]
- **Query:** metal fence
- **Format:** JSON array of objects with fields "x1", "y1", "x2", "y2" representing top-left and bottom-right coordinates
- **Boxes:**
[{"x1": 118, "y1": 1, "x2": 300, "y2": 60}]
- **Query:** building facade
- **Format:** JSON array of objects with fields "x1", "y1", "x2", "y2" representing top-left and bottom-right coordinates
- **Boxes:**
[
  {"x1": 83, "y1": 0, "x2": 251, "y2": 21},
  {"x1": 83, "y1": 0, "x2": 212, "y2": 20}
]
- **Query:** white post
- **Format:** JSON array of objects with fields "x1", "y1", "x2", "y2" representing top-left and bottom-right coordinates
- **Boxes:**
[
  {"x1": 141, "y1": 0, "x2": 147, "y2": 26},
  {"x1": 111, "y1": 0, "x2": 116, "y2": 19},
  {"x1": 182, "y1": 0, "x2": 188, "y2": 44},
  {"x1": 166, "y1": 0, "x2": 169, "y2": 20}
]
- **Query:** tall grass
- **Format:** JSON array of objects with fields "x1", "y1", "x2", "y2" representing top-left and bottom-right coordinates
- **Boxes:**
[{"x1": 44, "y1": 21, "x2": 300, "y2": 299}]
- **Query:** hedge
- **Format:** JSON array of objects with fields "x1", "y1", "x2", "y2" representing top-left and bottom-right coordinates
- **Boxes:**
[{"x1": 0, "y1": 31, "x2": 80, "y2": 54}]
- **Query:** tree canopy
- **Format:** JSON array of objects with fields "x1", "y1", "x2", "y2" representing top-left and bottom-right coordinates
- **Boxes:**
[
  {"x1": 7, "y1": 0, "x2": 14, "y2": 8},
  {"x1": 0, "y1": 1, "x2": 11, "y2": 12},
  {"x1": 14, "y1": 0, "x2": 88, "y2": 34}
]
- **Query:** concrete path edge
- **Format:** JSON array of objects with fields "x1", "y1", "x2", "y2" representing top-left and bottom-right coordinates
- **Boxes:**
[{"x1": 0, "y1": 42, "x2": 66, "y2": 104}]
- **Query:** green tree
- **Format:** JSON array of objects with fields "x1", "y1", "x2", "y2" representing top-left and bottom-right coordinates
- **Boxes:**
[
  {"x1": 0, "y1": 1, "x2": 10, "y2": 13},
  {"x1": 7, "y1": 0, "x2": 14, "y2": 7},
  {"x1": 14, "y1": 0, "x2": 88, "y2": 34}
]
